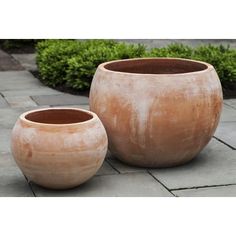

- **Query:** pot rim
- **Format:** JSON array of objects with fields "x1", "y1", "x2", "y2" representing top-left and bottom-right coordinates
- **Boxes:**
[
  {"x1": 19, "y1": 107, "x2": 97, "y2": 127},
  {"x1": 98, "y1": 57, "x2": 214, "y2": 76}
]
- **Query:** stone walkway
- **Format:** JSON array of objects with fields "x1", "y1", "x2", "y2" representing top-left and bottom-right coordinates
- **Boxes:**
[{"x1": 0, "y1": 50, "x2": 236, "y2": 197}]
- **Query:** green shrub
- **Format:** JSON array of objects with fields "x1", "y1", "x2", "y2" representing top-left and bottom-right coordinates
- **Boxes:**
[
  {"x1": 36, "y1": 39, "x2": 146, "y2": 90},
  {"x1": 36, "y1": 40, "x2": 236, "y2": 91},
  {"x1": 66, "y1": 42, "x2": 146, "y2": 90},
  {"x1": 148, "y1": 43, "x2": 193, "y2": 58}
]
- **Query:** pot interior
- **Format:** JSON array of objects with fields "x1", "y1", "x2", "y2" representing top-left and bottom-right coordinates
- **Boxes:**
[
  {"x1": 104, "y1": 58, "x2": 208, "y2": 74},
  {"x1": 25, "y1": 109, "x2": 93, "y2": 124}
]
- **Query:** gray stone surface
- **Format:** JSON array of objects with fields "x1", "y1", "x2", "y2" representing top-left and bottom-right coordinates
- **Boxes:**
[
  {"x1": 149, "y1": 140, "x2": 236, "y2": 190},
  {"x1": 0, "y1": 153, "x2": 34, "y2": 197},
  {"x1": 214, "y1": 122, "x2": 236, "y2": 149},
  {"x1": 107, "y1": 152, "x2": 148, "y2": 174},
  {"x1": 1, "y1": 87, "x2": 62, "y2": 97},
  {"x1": 224, "y1": 99, "x2": 236, "y2": 110},
  {"x1": 172, "y1": 185, "x2": 236, "y2": 197},
  {"x1": 220, "y1": 104, "x2": 236, "y2": 122},
  {"x1": 50, "y1": 104, "x2": 90, "y2": 110},
  {"x1": 0, "y1": 71, "x2": 43, "y2": 90},
  {"x1": 0, "y1": 107, "x2": 49, "y2": 129},
  {"x1": 0, "y1": 49, "x2": 24, "y2": 71},
  {"x1": 31, "y1": 173, "x2": 173, "y2": 197},
  {"x1": 0, "y1": 108, "x2": 25, "y2": 129},
  {"x1": 4, "y1": 96, "x2": 37, "y2": 108},
  {"x1": 95, "y1": 160, "x2": 119, "y2": 176},
  {"x1": 11, "y1": 54, "x2": 37, "y2": 71},
  {"x1": 31, "y1": 94, "x2": 89, "y2": 106},
  {"x1": 0, "y1": 129, "x2": 12, "y2": 153},
  {"x1": 0, "y1": 94, "x2": 9, "y2": 108}
]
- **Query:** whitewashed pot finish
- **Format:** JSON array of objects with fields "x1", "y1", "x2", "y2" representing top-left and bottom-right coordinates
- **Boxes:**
[
  {"x1": 89, "y1": 58, "x2": 223, "y2": 167},
  {"x1": 11, "y1": 108, "x2": 108, "y2": 189}
]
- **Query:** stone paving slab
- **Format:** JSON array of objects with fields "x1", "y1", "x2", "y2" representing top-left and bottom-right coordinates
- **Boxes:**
[
  {"x1": 106, "y1": 152, "x2": 148, "y2": 174},
  {"x1": 4, "y1": 96, "x2": 37, "y2": 108},
  {"x1": 0, "y1": 129, "x2": 12, "y2": 153},
  {"x1": 11, "y1": 54, "x2": 37, "y2": 71},
  {"x1": 0, "y1": 50, "x2": 24, "y2": 71},
  {"x1": 172, "y1": 185, "x2": 236, "y2": 197},
  {"x1": 96, "y1": 160, "x2": 119, "y2": 176},
  {"x1": 31, "y1": 172, "x2": 173, "y2": 197},
  {"x1": 214, "y1": 122, "x2": 236, "y2": 149},
  {"x1": 0, "y1": 153, "x2": 34, "y2": 197},
  {"x1": 0, "y1": 94, "x2": 9, "y2": 108},
  {"x1": 0, "y1": 106, "x2": 50, "y2": 129},
  {"x1": 50, "y1": 104, "x2": 90, "y2": 110},
  {"x1": 1, "y1": 87, "x2": 62, "y2": 97},
  {"x1": 0, "y1": 71, "x2": 43, "y2": 90},
  {"x1": 224, "y1": 99, "x2": 236, "y2": 110},
  {"x1": 220, "y1": 104, "x2": 236, "y2": 122},
  {"x1": 31, "y1": 94, "x2": 89, "y2": 106},
  {"x1": 149, "y1": 139, "x2": 236, "y2": 190}
]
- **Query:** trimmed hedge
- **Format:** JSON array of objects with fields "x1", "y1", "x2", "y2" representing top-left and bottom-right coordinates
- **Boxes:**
[{"x1": 36, "y1": 40, "x2": 236, "y2": 91}]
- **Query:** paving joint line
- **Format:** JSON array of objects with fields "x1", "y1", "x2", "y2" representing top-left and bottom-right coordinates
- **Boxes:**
[
  {"x1": 24, "y1": 175, "x2": 36, "y2": 197},
  {"x1": 170, "y1": 183, "x2": 236, "y2": 192},
  {"x1": 223, "y1": 102, "x2": 236, "y2": 110},
  {"x1": 147, "y1": 170, "x2": 176, "y2": 197},
  {"x1": 213, "y1": 136, "x2": 236, "y2": 150},
  {"x1": 106, "y1": 159, "x2": 121, "y2": 174}
]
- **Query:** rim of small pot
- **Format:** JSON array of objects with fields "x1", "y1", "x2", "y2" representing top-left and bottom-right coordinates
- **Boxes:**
[
  {"x1": 19, "y1": 107, "x2": 98, "y2": 128},
  {"x1": 98, "y1": 57, "x2": 214, "y2": 77}
]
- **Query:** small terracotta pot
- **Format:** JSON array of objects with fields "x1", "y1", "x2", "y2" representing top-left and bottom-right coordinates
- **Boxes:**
[
  {"x1": 89, "y1": 58, "x2": 223, "y2": 168},
  {"x1": 11, "y1": 108, "x2": 108, "y2": 189}
]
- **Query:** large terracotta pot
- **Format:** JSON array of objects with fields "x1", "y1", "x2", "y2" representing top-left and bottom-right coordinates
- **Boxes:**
[
  {"x1": 89, "y1": 58, "x2": 223, "y2": 168},
  {"x1": 11, "y1": 108, "x2": 108, "y2": 189}
]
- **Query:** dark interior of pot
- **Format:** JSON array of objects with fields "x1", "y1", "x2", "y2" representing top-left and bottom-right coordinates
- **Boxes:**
[
  {"x1": 104, "y1": 58, "x2": 208, "y2": 74},
  {"x1": 25, "y1": 109, "x2": 93, "y2": 124}
]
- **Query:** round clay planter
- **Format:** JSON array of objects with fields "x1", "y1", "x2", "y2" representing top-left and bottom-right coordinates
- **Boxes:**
[
  {"x1": 11, "y1": 108, "x2": 108, "y2": 189},
  {"x1": 89, "y1": 58, "x2": 223, "y2": 168}
]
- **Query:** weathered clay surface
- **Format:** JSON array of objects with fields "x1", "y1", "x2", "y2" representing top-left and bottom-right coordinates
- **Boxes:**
[
  {"x1": 89, "y1": 58, "x2": 223, "y2": 167},
  {"x1": 11, "y1": 108, "x2": 108, "y2": 189}
]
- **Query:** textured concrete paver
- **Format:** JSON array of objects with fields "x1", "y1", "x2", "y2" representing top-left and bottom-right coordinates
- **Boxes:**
[
  {"x1": 0, "y1": 71, "x2": 43, "y2": 90},
  {"x1": 0, "y1": 107, "x2": 49, "y2": 129},
  {"x1": 0, "y1": 129, "x2": 12, "y2": 153},
  {"x1": 172, "y1": 185, "x2": 236, "y2": 197},
  {"x1": 31, "y1": 172, "x2": 173, "y2": 197},
  {"x1": 32, "y1": 94, "x2": 89, "y2": 106},
  {"x1": 0, "y1": 108, "x2": 25, "y2": 129},
  {"x1": 0, "y1": 94, "x2": 9, "y2": 108},
  {"x1": 214, "y1": 122, "x2": 236, "y2": 149},
  {"x1": 50, "y1": 104, "x2": 90, "y2": 110},
  {"x1": 107, "y1": 152, "x2": 147, "y2": 174},
  {"x1": 0, "y1": 153, "x2": 34, "y2": 197},
  {"x1": 11, "y1": 54, "x2": 37, "y2": 71},
  {"x1": 149, "y1": 139, "x2": 236, "y2": 190},
  {"x1": 5, "y1": 96, "x2": 37, "y2": 108},
  {"x1": 220, "y1": 104, "x2": 236, "y2": 122},
  {"x1": 96, "y1": 160, "x2": 119, "y2": 176},
  {"x1": 224, "y1": 99, "x2": 236, "y2": 110},
  {"x1": 1, "y1": 87, "x2": 62, "y2": 97},
  {"x1": 0, "y1": 50, "x2": 24, "y2": 71}
]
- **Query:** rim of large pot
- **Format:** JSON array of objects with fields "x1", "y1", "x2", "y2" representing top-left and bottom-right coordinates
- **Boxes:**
[
  {"x1": 99, "y1": 57, "x2": 214, "y2": 76},
  {"x1": 19, "y1": 107, "x2": 97, "y2": 127}
]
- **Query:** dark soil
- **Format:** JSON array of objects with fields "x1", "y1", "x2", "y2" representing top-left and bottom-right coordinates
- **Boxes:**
[{"x1": 30, "y1": 70, "x2": 90, "y2": 97}]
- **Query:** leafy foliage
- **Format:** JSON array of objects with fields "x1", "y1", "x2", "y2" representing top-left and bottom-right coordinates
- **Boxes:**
[{"x1": 36, "y1": 40, "x2": 236, "y2": 91}]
